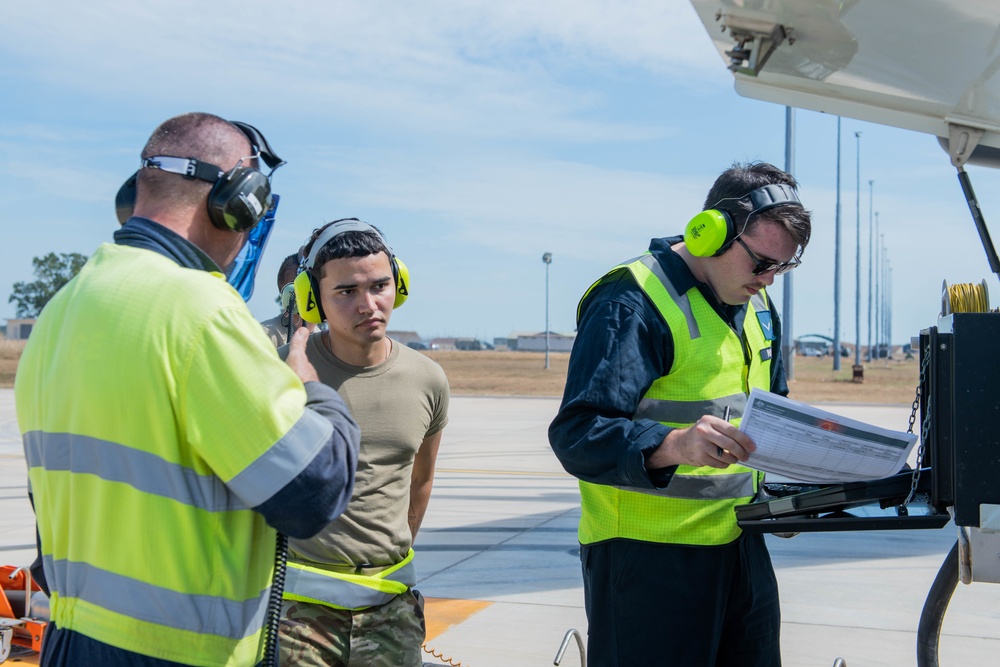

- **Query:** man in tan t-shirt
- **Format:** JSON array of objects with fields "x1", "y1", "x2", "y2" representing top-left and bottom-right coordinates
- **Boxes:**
[{"x1": 278, "y1": 218, "x2": 449, "y2": 667}]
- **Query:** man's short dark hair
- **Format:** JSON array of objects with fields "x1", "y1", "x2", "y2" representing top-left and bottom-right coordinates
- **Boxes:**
[
  {"x1": 704, "y1": 161, "x2": 812, "y2": 251},
  {"x1": 277, "y1": 253, "x2": 299, "y2": 290},
  {"x1": 303, "y1": 222, "x2": 391, "y2": 278}
]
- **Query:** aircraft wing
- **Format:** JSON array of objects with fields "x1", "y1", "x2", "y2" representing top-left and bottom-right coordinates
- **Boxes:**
[{"x1": 688, "y1": 0, "x2": 1000, "y2": 167}]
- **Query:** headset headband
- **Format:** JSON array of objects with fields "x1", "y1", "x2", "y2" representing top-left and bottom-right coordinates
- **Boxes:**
[
  {"x1": 303, "y1": 219, "x2": 390, "y2": 269},
  {"x1": 140, "y1": 120, "x2": 284, "y2": 185},
  {"x1": 709, "y1": 182, "x2": 802, "y2": 240},
  {"x1": 744, "y1": 183, "x2": 801, "y2": 217},
  {"x1": 141, "y1": 156, "x2": 224, "y2": 183}
]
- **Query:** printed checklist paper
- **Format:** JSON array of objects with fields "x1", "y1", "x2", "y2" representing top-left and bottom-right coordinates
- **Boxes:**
[{"x1": 738, "y1": 388, "x2": 918, "y2": 483}]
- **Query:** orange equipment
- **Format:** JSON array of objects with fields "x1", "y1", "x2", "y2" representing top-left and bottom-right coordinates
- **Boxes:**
[{"x1": 0, "y1": 565, "x2": 48, "y2": 663}]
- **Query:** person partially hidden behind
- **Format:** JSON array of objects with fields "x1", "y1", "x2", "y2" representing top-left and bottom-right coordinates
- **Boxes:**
[
  {"x1": 549, "y1": 161, "x2": 812, "y2": 666},
  {"x1": 15, "y1": 113, "x2": 360, "y2": 667},
  {"x1": 278, "y1": 218, "x2": 449, "y2": 667},
  {"x1": 261, "y1": 252, "x2": 308, "y2": 347}
]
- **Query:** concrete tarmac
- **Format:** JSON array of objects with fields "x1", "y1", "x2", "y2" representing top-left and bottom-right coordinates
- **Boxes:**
[{"x1": 2, "y1": 389, "x2": 999, "y2": 666}]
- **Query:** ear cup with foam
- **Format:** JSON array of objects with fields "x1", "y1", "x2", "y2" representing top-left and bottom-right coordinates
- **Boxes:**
[
  {"x1": 116, "y1": 172, "x2": 139, "y2": 225},
  {"x1": 684, "y1": 209, "x2": 735, "y2": 257},
  {"x1": 393, "y1": 257, "x2": 409, "y2": 309},
  {"x1": 293, "y1": 270, "x2": 324, "y2": 324},
  {"x1": 114, "y1": 165, "x2": 272, "y2": 231},
  {"x1": 207, "y1": 167, "x2": 273, "y2": 231}
]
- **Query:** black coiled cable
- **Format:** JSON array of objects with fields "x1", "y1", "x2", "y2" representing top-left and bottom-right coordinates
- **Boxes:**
[
  {"x1": 261, "y1": 532, "x2": 289, "y2": 667},
  {"x1": 916, "y1": 539, "x2": 959, "y2": 667}
]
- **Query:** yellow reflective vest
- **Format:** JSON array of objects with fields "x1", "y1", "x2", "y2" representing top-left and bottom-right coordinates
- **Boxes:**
[
  {"x1": 16, "y1": 243, "x2": 333, "y2": 666},
  {"x1": 283, "y1": 549, "x2": 415, "y2": 611},
  {"x1": 577, "y1": 253, "x2": 772, "y2": 547}
]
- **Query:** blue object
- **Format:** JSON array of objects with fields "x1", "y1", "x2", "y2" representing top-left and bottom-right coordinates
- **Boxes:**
[{"x1": 228, "y1": 194, "x2": 279, "y2": 301}]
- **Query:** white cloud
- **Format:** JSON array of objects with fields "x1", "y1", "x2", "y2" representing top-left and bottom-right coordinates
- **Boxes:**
[{"x1": 3, "y1": 0, "x2": 724, "y2": 144}]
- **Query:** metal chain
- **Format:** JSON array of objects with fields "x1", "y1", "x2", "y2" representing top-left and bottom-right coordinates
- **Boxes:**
[{"x1": 903, "y1": 343, "x2": 933, "y2": 507}]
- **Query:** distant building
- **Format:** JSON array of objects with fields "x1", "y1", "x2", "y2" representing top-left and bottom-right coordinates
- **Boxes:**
[
  {"x1": 428, "y1": 337, "x2": 457, "y2": 351},
  {"x1": 5, "y1": 318, "x2": 36, "y2": 340},
  {"x1": 453, "y1": 338, "x2": 477, "y2": 351},
  {"x1": 514, "y1": 331, "x2": 575, "y2": 353},
  {"x1": 454, "y1": 338, "x2": 494, "y2": 351},
  {"x1": 503, "y1": 331, "x2": 537, "y2": 351},
  {"x1": 387, "y1": 330, "x2": 423, "y2": 346}
]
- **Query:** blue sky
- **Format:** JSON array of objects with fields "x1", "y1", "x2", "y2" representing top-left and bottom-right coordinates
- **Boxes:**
[{"x1": 4, "y1": 0, "x2": 999, "y2": 350}]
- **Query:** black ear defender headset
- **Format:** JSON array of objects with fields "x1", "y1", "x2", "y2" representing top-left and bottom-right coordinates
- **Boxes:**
[
  {"x1": 292, "y1": 219, "x2": 410, "y2": 324},
  {"x1": 683, "y1": 183, "x2": 802, "y2": 257},
  {"x1": 114, "y1": 120, "x2": 286, "y2": 231}
]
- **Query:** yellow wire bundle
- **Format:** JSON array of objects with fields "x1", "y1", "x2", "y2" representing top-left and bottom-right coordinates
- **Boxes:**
[{"x1": 941, "y1": 279, "x2": 991, "y2": 315}]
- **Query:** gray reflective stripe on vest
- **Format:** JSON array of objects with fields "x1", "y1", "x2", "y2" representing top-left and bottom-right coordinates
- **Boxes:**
[
  {"x1": 43, "y1": 556, "x2": 267, "y2": 640},
  {"x1": 23, "y1": 431, "x2": 246, "y2": 512},
  {"x1": 750, "y1": 292, "x2": 767, "y2": 312},
  {"x1": 228, "y1": 407, "x2": 334, "y2": 507},
  {"x1": 22, "y1": 408, "x2": 330, "y2": 511},
  {"x1": 615, "y1": 470, "x2": 755, "y2": 500},
  {"x1": 634, "y1": 392, "x2": 747, "y2": 424},
  {"x1": 633, "y1": 254, "x2": 700, "y2": 340},
  {"x1": 283, "y1": 560, "x2": 416, "y2": 609}
]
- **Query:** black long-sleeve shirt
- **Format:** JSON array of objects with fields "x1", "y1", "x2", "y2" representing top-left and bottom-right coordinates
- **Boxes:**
[{"x1": 548, "y1": 235, "x2": 788, "y2": 490}]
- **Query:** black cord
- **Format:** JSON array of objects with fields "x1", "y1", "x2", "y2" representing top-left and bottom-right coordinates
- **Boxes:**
[
  {"x1": 916, "y1": 539, "x2": 959, "y2": 667},
  {"x1": 261, "y1": 532, "x2": 289, "y2": 667}
]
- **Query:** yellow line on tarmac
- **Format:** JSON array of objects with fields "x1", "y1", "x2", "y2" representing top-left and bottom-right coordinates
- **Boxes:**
[{"x1": 424, "y1": 597, "x2": 492, "y2": 642}]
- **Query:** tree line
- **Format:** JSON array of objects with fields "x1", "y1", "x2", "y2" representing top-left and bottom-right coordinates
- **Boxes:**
[{"x1": 8, "y1": 252, "x2": 88, "y2": 318}]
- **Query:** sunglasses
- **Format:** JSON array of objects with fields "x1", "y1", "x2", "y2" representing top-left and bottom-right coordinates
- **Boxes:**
[{"x1": 734, "y1": 237, "x2": 801, "y2": 276}]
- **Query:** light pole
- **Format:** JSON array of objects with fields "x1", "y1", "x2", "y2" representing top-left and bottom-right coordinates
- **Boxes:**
[
  {"x1": 833, "y1": 117, "x2": 842, "y2": 371},
  {"x1": 783, "y1": 106, "x2": 796, "y2": 380},
  {"x1": 866, "y1": 179, "x2": 874, "y2": 362},
  {"x1": 887, "y1": 259, "x2": 893, "y2": 359},
  {"x1": 854, "y1": 131, "x2": 862, "y2": 368},
  {"x1": 542, "y1": 252, "x2": 552, "y2": 370},
  {"x1": 873, "y1": 211, "x2": 880, "y2": 359},
  {"x1": 882, "y1": 238, "x2": 890, "y2": 360}
]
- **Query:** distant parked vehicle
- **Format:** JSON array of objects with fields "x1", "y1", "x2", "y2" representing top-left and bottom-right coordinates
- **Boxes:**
[{"x1": 407, "y1": 341, "x2": 428, "y2": 350}]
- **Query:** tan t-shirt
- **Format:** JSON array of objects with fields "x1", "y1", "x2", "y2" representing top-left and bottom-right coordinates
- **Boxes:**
[
  {"x1": 284, "y1": 332, "x2": 449, "y2": 568},
  {"x1": 259, "y1": 314, "x2": 289, "y2": 348}
]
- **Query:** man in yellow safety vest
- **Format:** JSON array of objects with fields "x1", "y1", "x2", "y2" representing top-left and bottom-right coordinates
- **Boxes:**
[
  {"x1": 16, "y1": 113, "x2": 360, "y2": 667},
  {"x1": 549, "y1": 161, "x2": 813, "y2": 666}
]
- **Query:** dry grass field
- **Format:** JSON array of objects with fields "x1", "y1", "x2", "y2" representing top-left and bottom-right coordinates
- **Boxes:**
[
  {"x1": 0, "y1": 339, "x2": 26, "y2": 388},
  {"x1": 1, "y1": 343, "x2": 920, "y2": 405},
  {"x1": 425, "y1": 349, "x2": 920, "y2": 405}
]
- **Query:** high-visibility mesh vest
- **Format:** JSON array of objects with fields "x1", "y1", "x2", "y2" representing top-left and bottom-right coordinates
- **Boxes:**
[
  {"x1": 283, "y1": 549, "x2": 415, "y2": 611},
  {"x1": 16, "y1": 244, "x2": 330, "y2": 666},
  {"x1": 577, "y1": 253, "x2": 773, "y2": 546}
]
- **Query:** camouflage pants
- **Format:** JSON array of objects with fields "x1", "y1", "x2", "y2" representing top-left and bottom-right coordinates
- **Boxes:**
[{"x1": 278, "y1": 589, "x2": 426, "y2": 667}]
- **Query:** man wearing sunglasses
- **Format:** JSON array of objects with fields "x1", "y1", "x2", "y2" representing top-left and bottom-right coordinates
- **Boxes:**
[
  {"x1": 16, "y1": 112, "x2": 360, "y2": 667},
  {"x1": 549, "y1": 161, "x2": 811, "y2": 667}
]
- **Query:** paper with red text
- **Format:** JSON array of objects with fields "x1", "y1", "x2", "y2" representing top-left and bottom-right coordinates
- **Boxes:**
[{"x1": 738, "y1": 388, "x2": 918, "y2": 483}]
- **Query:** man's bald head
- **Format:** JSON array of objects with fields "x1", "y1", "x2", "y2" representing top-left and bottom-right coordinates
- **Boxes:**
[{"x1": 136, "y1": 113, "x2": 252, "y2": 210}]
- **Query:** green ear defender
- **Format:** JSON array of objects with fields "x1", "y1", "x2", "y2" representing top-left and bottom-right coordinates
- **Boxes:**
[
  {"x1": 683, "y1": 183, "x2": 803, "y2": 257},
  {"x1": 684, "y1": 209, "x2": 735, "y2": 257}
]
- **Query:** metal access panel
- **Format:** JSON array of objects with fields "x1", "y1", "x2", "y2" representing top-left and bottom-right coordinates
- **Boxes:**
[{"x1": 921, "y1": 313, "x2": 1000, "y2": 527}]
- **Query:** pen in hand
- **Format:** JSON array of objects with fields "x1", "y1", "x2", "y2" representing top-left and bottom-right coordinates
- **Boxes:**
[{"x1": 718, "y1": 406, "x2": 732, "y2": 458}]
